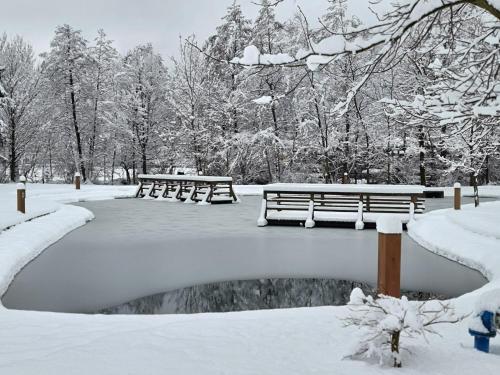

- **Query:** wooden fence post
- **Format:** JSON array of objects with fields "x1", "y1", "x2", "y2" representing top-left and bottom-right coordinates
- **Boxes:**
[
  {"x1": 376, "y1": 216, "x2": 402, "y2": 298},
  {"x1": 454, "y1": 183, "x2": 461, "y2": 210},
  {"x1": 19, "y1": 175, "x2": 26, "y2": 185},
  {"x1": 17, "y1": 183, "x2": 26, "y2": 214},
  {"x1": 75, "y1": 172, "x2": 81, "y2": 190},
  {"x1": 342, "y1": 172, "x2": 348, "y2": 184}
]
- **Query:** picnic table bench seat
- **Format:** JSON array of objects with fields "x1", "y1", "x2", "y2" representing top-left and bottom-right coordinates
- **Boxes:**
[
  {"x1": 136, "y1": 174, "x2": 238, "y2": 204},
  {"x1": 258, "y1": 183, "x2": 425, "y2": 229}
]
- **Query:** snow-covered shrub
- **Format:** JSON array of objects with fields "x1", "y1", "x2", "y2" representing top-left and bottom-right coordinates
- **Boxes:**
[{"x1": 342, "y1": 288, "x2": 462, "y2": 368}]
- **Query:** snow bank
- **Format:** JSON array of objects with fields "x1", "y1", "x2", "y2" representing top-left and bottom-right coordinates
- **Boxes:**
[
  {"x1": 408, "y1": 201, "x2": 500, "y2": 313},
  {"x1": 442, "y1": 185, "x2": 500, "y2": 198},
  {"x1": 0, "y1": 205, "x2": 94, "y2": 298},
  {"x1": 0, "y1": 198, "x2": 60, "y2": 231}
]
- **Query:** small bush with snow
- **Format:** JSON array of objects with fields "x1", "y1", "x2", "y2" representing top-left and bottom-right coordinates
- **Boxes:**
[{"x1": 342, "y1": 288, "x2": 463, "y2": 368}]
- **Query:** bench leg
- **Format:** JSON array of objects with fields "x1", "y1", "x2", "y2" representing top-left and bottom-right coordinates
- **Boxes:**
[
  {"x1": 257, "y1": 199, "x2": 268, "y2": 227},
  {"x1": 355, "y1": 200, "x2": 365, "y2": 230},
  {"x1": 305, "y1": 200, "x2": 315, "y2": 229},
  {"x1": 409, "y1": 201, "x2": 415, "y2": 222}
]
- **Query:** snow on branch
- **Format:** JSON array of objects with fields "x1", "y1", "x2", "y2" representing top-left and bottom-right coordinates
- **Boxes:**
[{"x1": 232, "y1": 1, "x2": 499, "y2": 69}]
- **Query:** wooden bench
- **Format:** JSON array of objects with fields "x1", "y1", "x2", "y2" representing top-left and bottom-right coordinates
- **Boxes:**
[
  {"x1": 258, "y1": 184, "x2": 425, "y2": 229},
  {"x1": 136, "y1": 174, "x2": 239, "y2": 204}
]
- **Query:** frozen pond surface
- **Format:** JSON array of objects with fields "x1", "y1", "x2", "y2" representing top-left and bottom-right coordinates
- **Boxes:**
[{"x1": 3, "y1": 196, "x2": 487, "y2": 313}]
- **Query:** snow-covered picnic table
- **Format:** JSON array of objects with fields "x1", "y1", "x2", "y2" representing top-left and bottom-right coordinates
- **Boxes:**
[
  {"x1": 258, "y1": 183, "x2": 425, "y2": 229},
  {"x1": 136, "y1": 174, "x2": 239, "y2": 204}
]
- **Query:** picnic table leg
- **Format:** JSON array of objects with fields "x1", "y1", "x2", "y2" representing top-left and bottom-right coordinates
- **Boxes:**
[
  {"x1": 157, "y1": 183, "x2": 168, "y2": 199},
  {"x1": 185, "y1": 184, "x2": 196, "y2": 204},
  {"x1": 200, "y1": 184, "x2": 213, "y2": 205},
  {"x1": 135, "y1": 181, "x2": 143, "y2": 197},
  {"x1": 229, "y1": 182, "x2": 239, "y2": 202},
  {"x1": 143, "y1": 183, "x2": 155, "y2": 198},
  {"x1": 257, "y1": 193, "x2": 268, "y2": 227},
  {"x1": 176, "y1": 182, "x2": 183, "y2": 200}
]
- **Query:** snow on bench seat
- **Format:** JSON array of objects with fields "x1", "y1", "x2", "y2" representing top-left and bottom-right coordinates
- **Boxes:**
[
  {"x1": 264, "y1": 183, "x2": 424, "y2": 195},
  {"x1": 138, "y1": 174, "x2": 233, "y2": 183}
]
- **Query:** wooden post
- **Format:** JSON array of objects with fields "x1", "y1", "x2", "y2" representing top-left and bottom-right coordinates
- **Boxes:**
[
  {"x1": 342, "y1": 172, "x2": 348, "y2": 184},
  {"x1": 19, "y1": 175, "x2": 26, "y2": 185},
  {"x1": 376, "y1": 216, "x2": 402, "y2": 298},
  {"x1": 74, "y1": 172, "x2": 81, "y2": 190},
  {"x1": 454, "y1": 183, "x2": 461, "y2": 210},
  {"x1": 17, "y1": 183, "x2": 26, "y2": 214}
]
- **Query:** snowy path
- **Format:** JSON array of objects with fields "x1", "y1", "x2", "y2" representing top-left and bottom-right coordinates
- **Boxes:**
[{"x1": 3, "y1": 197, "x2": 486, "y2": 313}]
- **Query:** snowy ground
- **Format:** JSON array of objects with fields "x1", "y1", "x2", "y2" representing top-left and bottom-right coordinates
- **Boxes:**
[{"x1": 0, "y1": 183, "x2": 499, "y2": 374}]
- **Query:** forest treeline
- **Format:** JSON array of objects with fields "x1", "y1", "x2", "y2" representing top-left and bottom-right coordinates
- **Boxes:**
[{"x1": 0, "y1": 0, "x2": 498, "y2": 186}]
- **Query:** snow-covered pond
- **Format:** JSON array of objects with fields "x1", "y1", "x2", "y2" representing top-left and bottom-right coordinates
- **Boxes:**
[{"x1": 3, "y1": 196, "x2": 487, "y2": 313}]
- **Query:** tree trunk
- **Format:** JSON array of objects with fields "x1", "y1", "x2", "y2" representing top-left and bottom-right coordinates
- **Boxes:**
[
  {"x1": 88, "y1": 87, "x2": 100, "y2": 181},
  {"x1": 418, "y1": 125, "x2": 426, "y2": 186},
  {"x1": 470, "y1": 173, "x2": 479, "y2": 207},
  {"x1": 270, "y1": 102, "x2": 281, "y2": 181},
  {"x1": 141, "y1": 144, "x2": 147, "y2": 174},
  {"x1": 111, "y1": 148, "x2": 116, "y2": 185},
  {"x1": 68, "y1": 69, "x2": 86, "y2": 182},
  {"x1": 391, "y1": 331, "x2": 402, "y2": 368},
  {"x1": 9, "y1": 118, "x2": 16, "y2": 182}
]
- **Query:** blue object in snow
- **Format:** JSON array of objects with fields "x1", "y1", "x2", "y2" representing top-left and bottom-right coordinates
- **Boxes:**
[{"x1": 469, "y1": 311, "x2": 497, "y2": 353}]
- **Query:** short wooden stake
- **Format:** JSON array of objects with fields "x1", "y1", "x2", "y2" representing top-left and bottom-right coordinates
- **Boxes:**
[
  {"x1": 376, "y1": 216, "x2": 402, "y2": 298},
  {"x1": 19, "y1": 175, "x2": 26, "y2": 185},
  {"x1": 454, "y1": 183, "x2": 461, "y2": 210},
  {"x1": 75, "y1": 172, "x2": 81, "y2": 190},
  {"x1": 342, "y1": 172, "x2": 348, "y2": 184},
  {"x1": 17, "y1": 183, "x2": 26, "y2": 214}
]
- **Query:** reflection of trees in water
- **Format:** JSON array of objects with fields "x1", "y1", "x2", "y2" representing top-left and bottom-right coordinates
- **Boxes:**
[{"x1": 100, "y1": 279, "x2": 442, "y2": 315}]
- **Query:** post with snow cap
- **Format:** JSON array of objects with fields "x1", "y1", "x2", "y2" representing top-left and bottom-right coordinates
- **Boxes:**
[
  {"x1": 17, "y1": 183, "x2": 26, "y2": 214},
  {"x1": 342, "y1": 172, "x2": 348, "y2": 184},
  {"x1": 19, "y1": 175, "x2": 26, "y2": 185},
  {"x1": 376, "y1": 215, "x2": 403, "y2": 298},
  {"x1": 74, "y1": 172, "x2": 81, "y2": 190},
  {"x1": 454, "y1": 183, "x2": 461, "y2": 210}
]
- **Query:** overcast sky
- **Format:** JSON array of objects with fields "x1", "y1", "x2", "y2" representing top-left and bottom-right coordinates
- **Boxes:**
[{"x1": 0, "y1": 0, "x2": 376, "y2": 59}]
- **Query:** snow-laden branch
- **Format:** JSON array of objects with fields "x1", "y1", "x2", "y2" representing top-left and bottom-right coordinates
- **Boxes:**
[{"x1": 232, "y1": 1, "x2": 500, "y2": 69}]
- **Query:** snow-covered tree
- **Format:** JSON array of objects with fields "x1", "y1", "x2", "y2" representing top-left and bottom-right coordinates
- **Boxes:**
[
  {"x1": 43, "y1": 25, "x2": 89, "y2": 181},
  {"x1": 85, "y1": 29, "x2": 118, "y2": 181},
  {"x1": 0, "y1": 34, "x2": 44, "y2": 181},
  {"x1": 120, "y1": 44, "x2": 167, "y2": 177}
]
